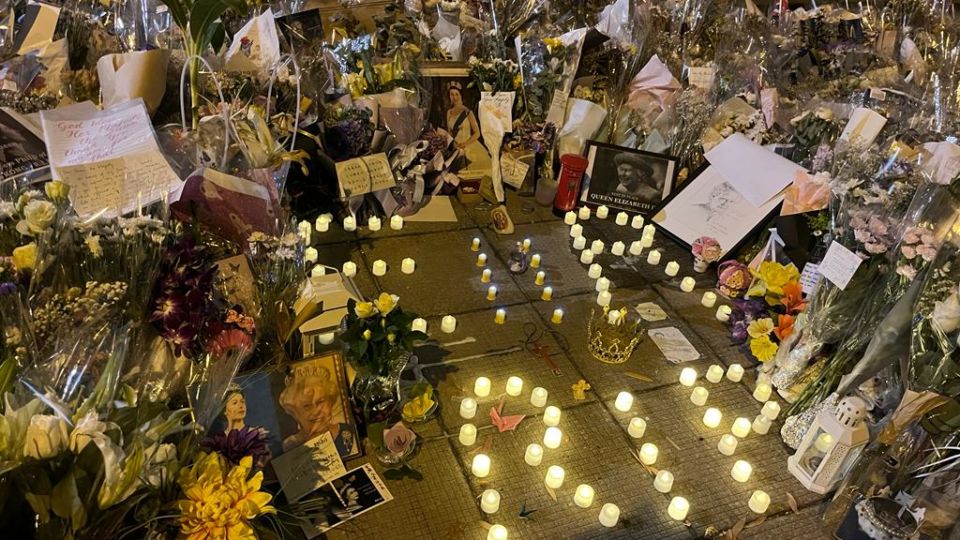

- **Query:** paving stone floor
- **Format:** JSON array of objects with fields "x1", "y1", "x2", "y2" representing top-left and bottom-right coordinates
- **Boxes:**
[{"x1": 313, "y1": 195, "x2": 832, "y2": 540}]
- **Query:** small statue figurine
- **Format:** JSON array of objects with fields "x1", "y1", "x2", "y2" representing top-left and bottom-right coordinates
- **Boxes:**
[{"x1": 508, "y1": 241, "x2": 529, "y2": 274}]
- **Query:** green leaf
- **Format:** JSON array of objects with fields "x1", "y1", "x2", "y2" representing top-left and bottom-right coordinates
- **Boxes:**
[
  {"x1": 188, "y1": 0, "x2": 230, "y2": 51},
  {"x1": 210, "y1": 23, "x2": 227, "y2": 54},
  {"x1": 368, "y1": 422, "x2": 385, "y2": 449}
]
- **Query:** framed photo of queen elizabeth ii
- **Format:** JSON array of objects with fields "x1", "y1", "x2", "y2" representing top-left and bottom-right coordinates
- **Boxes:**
[
  {"x1": 424, "y1": 67, "x2": 493, "y2": 182},
  {"x1": 579, "y1": 141, "x2": 678, "y2": 215}
]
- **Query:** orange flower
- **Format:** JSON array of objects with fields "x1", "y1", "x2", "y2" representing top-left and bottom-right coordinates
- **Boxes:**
[
  {"x1": 774, "y1": 314, "x2": 796, "y2": 341},
  {"x1": 781, "y1": 282, "x2": 807, "y2": 314}
]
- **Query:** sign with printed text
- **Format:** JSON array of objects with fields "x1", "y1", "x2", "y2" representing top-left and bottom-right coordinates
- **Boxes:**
[
  {"x1": 336, "y1": 153, "x2": 394, "y2": 198},
  {"x1": 818, "y1": 242, "x2": 864, "y2": 290}
]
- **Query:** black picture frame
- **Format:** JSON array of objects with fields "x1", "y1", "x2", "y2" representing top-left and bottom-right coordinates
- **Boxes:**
[
  {"x1": 578, "y1": 141, "x2": 678, "y2": 216},
  {"x1": 650, "y1": 164, "x2": 784, "y2": 260}
]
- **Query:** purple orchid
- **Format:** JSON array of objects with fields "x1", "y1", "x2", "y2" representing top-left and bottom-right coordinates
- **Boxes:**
[{"x1": 201, "y1": 426, "x2": 271, "y2": 468}]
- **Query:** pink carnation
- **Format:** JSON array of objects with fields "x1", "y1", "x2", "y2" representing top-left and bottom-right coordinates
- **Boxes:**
[
  {"x1": 864, "y1": 242, "x2": 887, "y2": 254},
  {"x1": 900, "y1": 245, "x2": 917, "y2": 260},
  {"x1": 896, "y1": 265, "x2": 917, "y2": 280},
  {"x1": 916, "y1": 244, "x2": 938, "y2": 262}
]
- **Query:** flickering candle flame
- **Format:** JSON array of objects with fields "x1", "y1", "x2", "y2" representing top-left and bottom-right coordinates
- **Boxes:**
[
  {"x1": 543, "y1": 427, "x2": 562, "y2": 449},
  {"x1": 471, "y1": 453, "x2": 490, "y2": 478},
  {"x1": 703, "y1": 407, "x2": 722, "y2": 428},
  {"x1": 573, "y1": 484, "x2": 595, "y2": 508},
  {"x1": 474, "y1": 377, "x2": 491, "y2": 397},
  {"x1": 667, "y1": 497, "x2": 689, "y2": 521},
  {"x1": 458, "y1": 423, "x2": 477, "y2": 446},
  {"x1": 639, "y1": 443, "x2": 658, "y2": 465},
  {"x1": 679, "y1": 367, "x2": 698, "y2": 387},
  {"x1": 731, "y1": 460, "x2": 753, "y2": 482},
  {"x1": 543, "y1": 405, "x2": 561, "y2": 426},
  {"x1": 614, "y1": 391, "x2": 634, "y2": 412},
  {"x1": 486, "y1": 524, "x2": 508, "y2": 540}
]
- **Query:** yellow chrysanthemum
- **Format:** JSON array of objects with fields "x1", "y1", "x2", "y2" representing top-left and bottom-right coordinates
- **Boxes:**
[
  {"x1": 746, "y1": 317, "x2": 775, "y2": 339},
  {"x1": 749, "y1": 334, "x2": 778, "y2": 362},
  {"x1": 176, "y1": 453, "x2": 275, "y2": 540}
]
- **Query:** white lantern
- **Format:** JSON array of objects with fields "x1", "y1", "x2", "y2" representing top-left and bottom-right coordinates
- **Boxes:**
[{"x1": 787, "y1": 396, "x2": 869, "y2": 494}]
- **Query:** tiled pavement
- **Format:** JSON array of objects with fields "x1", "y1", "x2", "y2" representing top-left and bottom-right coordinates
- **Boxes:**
[{"x1": 309, "y1": 195, "x2": 832, "y2": 539}]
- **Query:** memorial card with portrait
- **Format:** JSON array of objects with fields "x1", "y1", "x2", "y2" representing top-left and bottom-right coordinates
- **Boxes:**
[
  {"x1": 208, "y1": 372, "x2": 286, "y2": 469},
  {"x1": 271, "y1": 432, "x2": 347, "y2": 503},
  {"x1": 297, "y1": 463, "x2": 393, "y2": 537},
  {"x1": 579, "y1": 141, "x2": 677, "y2": 215},
  {"x1": 275, "y1": 352, "x2": 361, "y2": 461}
]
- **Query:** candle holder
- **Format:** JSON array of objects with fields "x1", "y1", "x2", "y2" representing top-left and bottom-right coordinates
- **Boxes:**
[{"x1": 587, "y1": 306, "x2": 644, "y2": 364}]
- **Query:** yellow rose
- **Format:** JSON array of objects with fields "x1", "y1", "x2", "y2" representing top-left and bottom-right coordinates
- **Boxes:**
[
  {"x1": 12, "y1": 243, "x2": 37, "y2": 271},
  {"x1": 362, "y1": 329, "x2": 372, "y2": 340},
  {"x1": 746, "y1": 318, "x2": 774, "y2": 339},
  {"x1": 373, "y1": 293, "x2": 399, "y2": 316},
  {"x1": 749, "y1": 334, "x2": 778, "y2": 362},
  {"x1": 44, "y1": 181, "x2": 70, "y2": 201},
  {"x1": 354, "y1": 301, "x2": 376, "y2": 319}
]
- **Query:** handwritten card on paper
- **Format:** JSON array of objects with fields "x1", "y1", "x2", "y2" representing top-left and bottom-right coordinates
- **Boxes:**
[
  {"x1": 500, "y1": 153, "x2": 530, "y2": 189},
  {"x1": 839, "y1": 107, "x2": 887, "y2": 148},
  {"x1": 687, "y1": 66, "x2": 717, "y2": 90},
  {"x1": 819, "y1": 242, "x2": 864, "y2": 290},
  {"x1": 336, "y1": 153, "x2": 394, "y2": 197},
  {"x1": 799, "y1": 263, "x2": 823, "y2": 295},
  {"x1": 648, "y1": 326, "x2": 700, "y2": 364},
  {"x1": 480, "y1": 91, "x2": 515, "y2": 132},
  {"x1": 55, "y1": 151, "x2": 179, "y2": 218}
]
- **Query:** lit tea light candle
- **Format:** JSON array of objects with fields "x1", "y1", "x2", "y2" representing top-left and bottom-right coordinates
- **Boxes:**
[
  {"x1": 343, "y1": 216, "x2": 357, "y2": 231},
  {"x1": 305, "y1": 265, "x2": 324, "y2": 278},
  {"x1": 591, "y1": 239, "x2": 605, "y2": 254},
  {"x1": 596, "y1": 277, "x2": 610, "y2": 292},
  {"x1": 607, "y1": 310, "x2": 621, "y2": 325},
  {"x1": 531, "y1": 387, "x2": 548, "y2": 408},
  {"x1": 639, "y1": 443, "x2": 658, "y2": 465},
  {"x1": 580, "y1": 250, "x2": 594, "y2": 265},
  {"x1": 753, "y1": 383, "x2": 772, "y2": 402},
  {"x1": 616, "y1": 212, "x2": 629, "y2": 226},
  {"x1": 717, "y1": 434, "x2": 738, "y2": 456},
  {"x1": 643, "y1": 224, "x2": 656, "y2": 237},
  {"x1": 441, "y1": 315, "x2": 457, "y2": 333},
  {"x1": 372, "y1": 260, "x2": 387, "y2": 276},
  {"x1": 545, "y1": 465, "x2": 565, "y2": 489},
  {"x1": 401, "y1": 258, "x2": 416, "y2": 274},
  {"x1": 472, "y1": 453, "x2": 491, "y2": 478},
  {"x1": 727, "y1": 363, "x2": 744, "y2": 382},
  {"x1": 551, "y1": 308, "x2": 564, "y2": 324},
  {"x1": 390, "y1": 215, "x2": 404, "y2": 230},
  {"x1": 541, "y1": 287, "x2": 553, "y2": 301},
  {"x1": 481, "y1": 489, "x2": 500, "y2": 514},
  {"x1": 631, "y1": 215, "x2": 644, "y2": 229},
  {"x1": 477, "y1": 253, "x2": 488, "y2": 267},
  {"x1": 701, "y1": 291, "x2": 718, "y2": 308},
  {"x1": 629, "y1": 241, "x2": 643, "y2": 256},
  {"x1": 679, "y1": 367, "x2": 698, "y2": 387},
  {"x1": 614, "y1": 391, "x2": 634, "y2": 412},
  {"x1": 628, "y1": 417, "x2": 647, "y2": 438},
  {"x1": 459, "y1": 423, "x2": 477, "y2": 446},
  {"x1": 597, "y1": 291, "x2": 612, "y2": 307},
  {"x1": 667, "y1": 497, "x2": 689, "y2": 521},
  {"x1": 317, "y1": 332, "x2": 336, "y2": 345},
  {"x1": 640, "y1": 235, "x2": 654, "y2": 248},
  {"x1": 544, "y1": 407, "x2": 562, "y2": 428},
  {"x1": 460, "y1": 398, "x2": 477, "y2": 419},
  {"x1": 647, "y1": 250, "x2": 662, "y2": 265},
  {"x1": 522, "y1": 238, "x2": 532, "y2": 250},
  {"x1": 342, "y1": 261, "x2": 357, "y2": 277},
  {"x1": 690, "y1": 386, "x2": 709, "y2": 406},
  {"x1": 486, "y1": 524, "x2": 508, "y2": 540},
  {"x1": 530, "y1": 254, "x2": 541, "y2": 268},
  {"x1": 706, "y1": 365, "x2": 725, "y2": 383},
  {"x1": 612, "y1": 241, "x2": 625, "y2": 256},
  {"x1": 524, "y1": 443, "x2": 543, "y2": 466},
  {"x1": 588, "y1": 264, "x2": 603, "y2": 279},
  {"x1": 703, "y1": 407, "x2": 722, "y2": 428},
  {"x1": 752, "y1": 414, "x2": 771, "y2": 435},
  {"x1": 664, "y1": 261, "x2": 680, "y2": 276},
  {"x1": 761, "y1": 401, "x2": 781, "y2": 420},
  {"x1": 305, "y1": 248, "x2": 318, "y2": 263},
  {"x1": 411, "y1": 318, "x2": 427, "y2": 333},
  {"x1": 494, "y1": 309, "x2": 507, "y2": 325},
  {"x1": 654, "y1": 470, "x2": 674, "y2": 493},
  {"x1": 599, "y1": 503, "x2": 620, "y2": 527},
  {"x1": 474, "y1": 377, "x2": 492, "y2": 397},
  {"x1": 573, "y1": 236, "x2": 587, "y2": 250},
  {"x1": 596, "y1": 205, "x2": 609, "y2": 219},
  {"x1": 471, "y1": 237, "x2": 481, "y2": 251},
  {"x1": 535, "y1": 271, "x2": 546, "y2": 285},
  {"x1": 680, "y1": 277, "x2": 696, "y2": 292},
  {"x1": 298, "y1": 220, "x2": 312, "y2": 243},
  {"x1": 731, "y1": 417, "x2": 752, "y2": 438},
  {"x1": 487, "y1": 286, "x2": 498, "y2": 301},
  {"x1": 570, "y1": 224, "x2": 583, "y2": 238},
  {"x1": 505, "y1": 376, "x2": 523, "y2": 396},
  {"x1": 731, "y1": 460, "x2": 752, "y2": 483},
  {"x1": 716, "y1": 305, "x2": 733, "y2": 322},
  {"x1": 481, "y1": 269, "x2": 492, "y2": 283},
  {"x1": 815, "y1": 433, "x2": 835, "y2": 453},
  {"x1": 314, "y1": 219, "x2": 329, "y2": 233},
  {"x1": 578, "y1": 207, "x2": 591, "y2": 220},
  {"x1": 564, "y1": 211, "x2": 577, "y2": 225},
  {"x1": 749, "y1": 490, "x2": 770, "y2": 514},
  {"x1": 543, "y1": 427, "x2": 562, "y2": 449},
  {"x1": 574, "y1": 484, "x2": 595, "y2": 508},
  {"x1": 368, "y1": 216, "x2": 381, "y2": 231}
]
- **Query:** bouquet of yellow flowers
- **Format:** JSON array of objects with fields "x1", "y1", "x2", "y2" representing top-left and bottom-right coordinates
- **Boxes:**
[{"x1": 727, "y1": 261, "x2": 806, "y2": 363}]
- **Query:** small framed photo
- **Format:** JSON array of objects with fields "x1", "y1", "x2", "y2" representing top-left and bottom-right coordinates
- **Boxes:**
[
  {"x1": 276, "y1": 352, "x2": 361, "y2": 461},
  {"x1": 210, "y1": 371, "x2": 286, "y2": 468},
  {"x1": 651, "y1": 165, "x2": 784, "y2": 258},
  {"x1": 579, "y1": 141, "x2": 678, "y2": 215}
]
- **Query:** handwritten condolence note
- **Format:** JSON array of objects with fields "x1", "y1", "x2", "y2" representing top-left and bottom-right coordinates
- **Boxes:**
[{"x1": 40, "y1": 99, "x2": 181, "y2": 218}]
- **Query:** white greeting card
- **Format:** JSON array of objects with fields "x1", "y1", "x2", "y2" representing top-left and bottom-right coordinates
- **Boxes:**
[
  {"x1": 819, "y1": 241, "x2": 864, "y2": 290},
  {"x1": 705, "y1": 133, "x2": 805, "y2": 207}
]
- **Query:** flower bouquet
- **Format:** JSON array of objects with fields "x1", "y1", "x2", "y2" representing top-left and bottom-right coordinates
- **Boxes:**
[{"x1": 727, "y1": 261, "x2": 806, "y2": 364}]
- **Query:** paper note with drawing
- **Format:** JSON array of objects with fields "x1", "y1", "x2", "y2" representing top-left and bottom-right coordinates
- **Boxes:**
[{"x1": 705, "y1": 133, "x2": 805, "y2": 207}]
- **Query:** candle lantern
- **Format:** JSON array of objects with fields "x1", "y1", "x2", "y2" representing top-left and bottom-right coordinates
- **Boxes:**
[{"x1": 787, "y1": 396, "x2": 869, "y2": 494}]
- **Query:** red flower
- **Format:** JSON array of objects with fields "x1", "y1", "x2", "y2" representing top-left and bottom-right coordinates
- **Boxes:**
[{"x1": 208, "y1": 328, "x2": 253, "y2": 357}]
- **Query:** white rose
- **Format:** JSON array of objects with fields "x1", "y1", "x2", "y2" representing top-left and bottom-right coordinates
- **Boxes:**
[
  {"x1": 69, "y1": 411, "x2": 109, "y2": 454},
  {"x1": 23, "y1": 414, "x2": 69, "y2": 459},
  {"x1": 16, "y1": 200, "x2": 56, "y2": 236}
]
